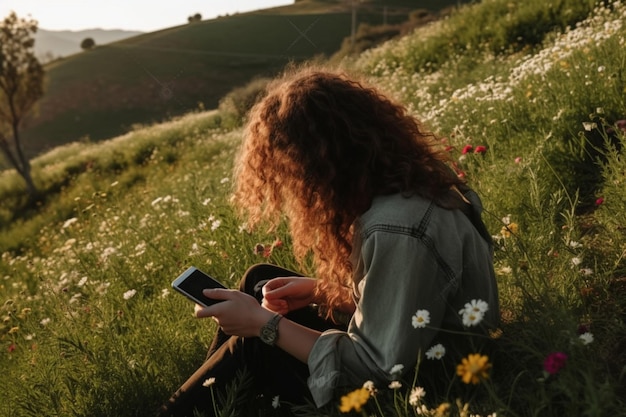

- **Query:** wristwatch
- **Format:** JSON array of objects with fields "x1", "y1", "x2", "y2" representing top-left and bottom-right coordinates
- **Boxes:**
[{"x1": 259, "y1": 313, "x2": 283, "y2": 346}]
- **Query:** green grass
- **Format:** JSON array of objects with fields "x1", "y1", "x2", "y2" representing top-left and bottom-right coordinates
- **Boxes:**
[{"x1": 2, "y1": 0, "x2": 626, "y2": 416}]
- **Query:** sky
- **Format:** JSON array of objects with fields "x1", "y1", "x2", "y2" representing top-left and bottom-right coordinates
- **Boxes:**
[{"x1": 0, "y1": 0, "x2": 295, "y2": 32}]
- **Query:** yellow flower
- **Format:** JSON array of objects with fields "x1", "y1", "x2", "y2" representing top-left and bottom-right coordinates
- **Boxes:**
[
  {"x1": 456, "y1": 353, "x2": 492, "y2": 384},
  {"x1": 500, "y1": 222, "x2": 518, "y2": 238},
  {"x1": 435, "y1": 402, "x2": 451, "y2": 417},
  {"x1": 339, "y1": 387, "x2": 370, "y2": 413}
]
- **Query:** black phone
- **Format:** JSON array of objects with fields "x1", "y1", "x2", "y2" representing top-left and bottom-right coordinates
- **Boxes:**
[{"x1": 171, "y1": 266, "x2": 227, "y2": 307}]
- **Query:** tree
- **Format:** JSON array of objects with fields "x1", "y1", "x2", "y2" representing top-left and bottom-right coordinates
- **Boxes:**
[
  {"x1": 0, "y1": 12, "x2": 44, "y2": 199},
  {"x1": 187, "y1": 13, "x2": 202, "y2": 23},
  {"x1": 80, "y1": 37, "x2": 95, "y2": 50}
]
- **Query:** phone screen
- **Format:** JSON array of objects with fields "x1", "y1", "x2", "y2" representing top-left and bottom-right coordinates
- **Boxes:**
[{"x1": 172, "y1": 267, "x2": 226, "y2": 307}]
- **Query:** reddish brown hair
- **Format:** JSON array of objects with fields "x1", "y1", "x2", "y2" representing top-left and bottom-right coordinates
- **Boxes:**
[{"x1": 232, "y1": 66, "x2": 465, "y2": 313}]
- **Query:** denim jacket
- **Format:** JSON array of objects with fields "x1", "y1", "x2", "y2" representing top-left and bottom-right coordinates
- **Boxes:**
[{"x1": 307, "y1": 191, "x2": 499, "y2": 406}]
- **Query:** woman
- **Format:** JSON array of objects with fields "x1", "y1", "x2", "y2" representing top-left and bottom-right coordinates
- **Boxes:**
[{"x1": 158, "y1": 67, "x2": 499, "y2": 416}]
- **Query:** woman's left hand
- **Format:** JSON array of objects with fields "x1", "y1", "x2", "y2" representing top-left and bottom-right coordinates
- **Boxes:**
[{"x1": 194, "y1": 288, "x2": 274, "y2": 337}]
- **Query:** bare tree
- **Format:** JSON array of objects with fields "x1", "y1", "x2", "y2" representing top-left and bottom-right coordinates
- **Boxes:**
[{"x1": 0, "y1": 12, "x2": 44, "y2": 199}]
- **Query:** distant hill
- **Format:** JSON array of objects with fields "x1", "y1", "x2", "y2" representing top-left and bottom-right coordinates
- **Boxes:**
[
  {"x1": 19, "y1": 0, "x2": 470, "y2": 160},
  {"x1": 35, "y1": 28, "x2": 144, "y2": 62}
]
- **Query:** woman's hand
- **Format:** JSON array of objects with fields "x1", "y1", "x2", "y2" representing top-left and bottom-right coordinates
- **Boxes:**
[
  {"x1": 261, "y1": 276, "x2": 317, "y2": 315},
  {"x1": 194, "y1": 289, "x2": 273, "y2": 337}
]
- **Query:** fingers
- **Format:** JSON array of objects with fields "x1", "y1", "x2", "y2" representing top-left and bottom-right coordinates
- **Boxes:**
[
  {"x1": 261, "y1": 277, "x2": 290, "y2": 294},
  {"x1": 194, "y1": 289, "x2": 231, "y2": 318},
  {"x1": 261, "y1": 298, "x2": 288, "y2": 315}
]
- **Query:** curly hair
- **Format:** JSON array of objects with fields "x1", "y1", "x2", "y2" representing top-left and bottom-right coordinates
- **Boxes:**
[{"x1": 232, "y1": 66, "x2": 466, "y2": 314}]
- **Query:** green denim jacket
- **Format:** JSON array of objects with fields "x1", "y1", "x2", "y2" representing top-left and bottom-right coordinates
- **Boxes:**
[{"x1": 307, "y1": 190, "x2": 499, "y2": 406}]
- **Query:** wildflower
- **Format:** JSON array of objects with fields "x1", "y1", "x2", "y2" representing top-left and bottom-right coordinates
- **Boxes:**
[
  {"x1": 583, "y1": 122, "x2": 597, "y2": 131},
  {"x1": 543, "y1": 352, "x2": 568, "y2": 375},
  {"x1": 412, "y1": 309, "x2": 430, "y2": 328},
  {"x1": 498, "y1": 266, "x2": 512, "y2": 275},
  {"x1": 460, "y1": 299, "x2": 489, "y2": 315},
  {"x1": 461, "y1": 310, "x2": 484, "y2": 327},
  {"x1": 77, "y1": 276, "x2": 88, "y2": 287},
  {"x1": 390, "y1": 364, "x2": 404, "y2": 375},
  {"x1": 501, "y1": 215, "x2": 511, "y2": 225},
  {"x1": 8, "y1": 343, "x2": 16, "y2": 353},
  {"x1": 40, "y1": 318, "x2": 51, "y2": 326},
  {"x1": 580, "y1": 268, "x2": 593, "y2": 276},
  {"x1": 8, "y1": 326, "x2": 19, "y2": 334},
  {"x1": 220, "y1": 177, "x2": 230, "y2": 184},
  {"x1": 62, "y1": 218, "x2": 78, "y2": 229},
  {"x1": 426, "y1": 343, "x2": 446, "y2": 360},
  {"x1": 389, "y1": 380, "x2": 402, "y2": 389},
  {"x1": 456, "y1": 354, "x2": 492, "y2": 384},
  {"x1": 435, "y1": 402, "x2": 451, "y2": 417},
  {"x1": 473, "y1": 145, "x2": 487, "y2": 154},
  {"x1": 595, "y1": 197, "x2": 604, "y2": 206},
  {"x1": 123, "y1": 289, "x2": 137, "y2": 300},
  {"x1": 568, "y1": 240, "x2": 582, "y2": 249},
  {"x1": 362, "y1": 380, "x2": 377, "y2": 395},
  {"x1": 579, "y1": 332, "x2": 594, "y2": 345},
  {"x1": 461, "y1": 144, "x2": 473, "y2": 154},
  {"x1": 96, "y1": 282, "x2": 111, "y2": 295},
  {"x1": 514, "y1": 156, "x2": 522, "y2": 164},
  {"x1": 202, "y1": 377, "x2": 216, "y2": 387},
  {"x1": 416, "y1": 404, "x2": 430, "y2": 415},
  {"x1": 571, "y1": 257, "x2": 582, "y2": 266},
  {"x1": 272, "y1": 395, "x2": 280, "y2": 409},
  {"x1": 161, "y1": 288, "x2": 170, "y2": 298},
  {"x1": 501, "y1": 222, "x2": 518, "y2": 237},
  {"x1": 339, "y1": 387, "x2": 370, "y2": 413},
  {"x1": 409, "y1": 386, "x2": 426, "y2": 406},
  {"x1": 210, "y1": 220, "x2": 221, "y2": 231}
]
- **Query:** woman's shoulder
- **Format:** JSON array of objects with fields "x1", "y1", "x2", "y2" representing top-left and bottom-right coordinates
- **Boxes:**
[{"x1": 359, "y1": 193, "x2": 433, "y2": 230}]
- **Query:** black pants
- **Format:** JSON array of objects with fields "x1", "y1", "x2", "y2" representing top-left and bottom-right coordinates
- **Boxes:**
[{"x1": 157, "y1": 264, "x2": 345, "y2": 417}]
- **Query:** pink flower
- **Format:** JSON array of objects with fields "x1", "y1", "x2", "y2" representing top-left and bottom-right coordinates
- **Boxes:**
[
  {"x1": 595, "y1": 197, "x2": 604, "y2": 206},
  {"x1": 461, "y1": 145, "x2": 473, "y2": 154},
  {"x1": 543, "y1": 352, "x2": 568, "y2": 375},
  {"x1": 474, "y1": 146, "x2": 487, "y2": 154},
  {"x1": 514, "y1": 157, "x2": 522, "y2": 164},
  {"x1": 8, "y1": 343, "x2": 16, "y2": 353}
]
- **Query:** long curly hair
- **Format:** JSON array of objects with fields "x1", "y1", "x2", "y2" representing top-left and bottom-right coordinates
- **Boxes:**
[{"x1": 232, "y1": 66, "x2": 465, "y2": 313}]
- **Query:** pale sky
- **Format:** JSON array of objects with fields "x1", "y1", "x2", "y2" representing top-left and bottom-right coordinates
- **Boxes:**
[{"x1": 0, "y1": 0, "x2": 295, "y2": 32}]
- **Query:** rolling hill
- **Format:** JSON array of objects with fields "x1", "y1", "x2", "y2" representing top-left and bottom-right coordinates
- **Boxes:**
[
  {"x1": 34, "y1": 28, "x2": 144, "y2": 61},
  {"x1": 19, "y1": 0, "x2": 468, "y2": 160}
]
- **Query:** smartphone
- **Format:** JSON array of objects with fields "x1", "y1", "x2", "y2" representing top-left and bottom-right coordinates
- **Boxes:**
[{"x1": 171, "y1": 266, "x2": 227, "y2": 307}]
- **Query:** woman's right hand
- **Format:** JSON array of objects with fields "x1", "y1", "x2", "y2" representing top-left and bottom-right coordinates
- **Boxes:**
[{"x1": 261, "y1": 276, "x2": 317, "y2": 315}]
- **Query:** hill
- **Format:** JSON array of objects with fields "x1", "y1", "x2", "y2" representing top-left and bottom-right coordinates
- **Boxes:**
[
  {"x1": 34, "y1": 28, "x2": 144, "y2": 62},
  {"x1": 18, "y1": 0, "x2": 467, "y2": 161}
]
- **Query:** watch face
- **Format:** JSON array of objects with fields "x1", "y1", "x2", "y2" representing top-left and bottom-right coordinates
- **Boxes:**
[{"x1": 260, "y1": 325, "x2": 277, "y2": 344}]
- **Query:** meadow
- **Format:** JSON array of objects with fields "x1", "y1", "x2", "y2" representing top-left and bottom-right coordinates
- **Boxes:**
[{"x1": 1, "y1": 0, "x2": 626, "y2": 416}]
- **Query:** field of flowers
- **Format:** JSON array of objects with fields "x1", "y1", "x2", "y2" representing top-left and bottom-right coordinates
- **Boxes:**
[{"x1": 1, "y1": 0, "x2": 626, "y2": 416}]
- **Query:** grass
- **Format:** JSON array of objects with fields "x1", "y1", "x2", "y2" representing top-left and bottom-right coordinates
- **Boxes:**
[{"x1": 2, "y1": 0, "x2": 626, "y2": 416}]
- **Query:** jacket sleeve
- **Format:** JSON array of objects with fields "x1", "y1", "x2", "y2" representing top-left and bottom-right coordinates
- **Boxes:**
[{"x1": 307, "y1": 227, "x2": 460, "y2": 407}]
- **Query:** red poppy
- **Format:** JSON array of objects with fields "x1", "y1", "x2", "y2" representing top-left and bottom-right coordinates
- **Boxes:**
[
  {"x1": 474, "y1": 146, "x2": 487, "y2": 154},
  {"x1": 461, "y1": 145, "x2": 473, "y2": 154},
  {"x1": 595, "y1": 197, "x2": 604, "y2": 206},
  {"x1": 543, "y1": 352, "x2": 568, "y2": 375}
]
